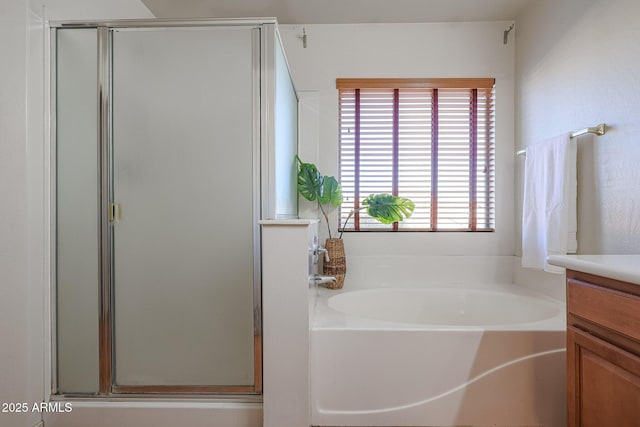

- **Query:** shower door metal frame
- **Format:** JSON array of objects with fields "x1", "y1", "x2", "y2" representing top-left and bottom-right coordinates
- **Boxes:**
[
  {"x1": 50, "y1": 19, "x2": 275, "y2": 397},
  {"x1": 97, "y1": 24, "x2": 113, "y2": 396}
]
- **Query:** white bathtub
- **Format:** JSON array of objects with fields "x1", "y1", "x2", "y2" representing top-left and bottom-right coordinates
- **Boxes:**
[{"x1": 311, "y1": 284, "x2": 566, "y2": 427}]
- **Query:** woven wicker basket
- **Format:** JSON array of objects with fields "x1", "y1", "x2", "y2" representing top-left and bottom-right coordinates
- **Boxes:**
[{"x1": 322, "y1": 238, "x2": 346, "y2": 289}]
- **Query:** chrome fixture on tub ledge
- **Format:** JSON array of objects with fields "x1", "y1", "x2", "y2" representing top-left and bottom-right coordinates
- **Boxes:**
[{"x1": 309, "y1": 274, "x2": 337, "y2": 286}]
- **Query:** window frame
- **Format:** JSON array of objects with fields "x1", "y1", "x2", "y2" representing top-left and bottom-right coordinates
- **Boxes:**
[{"x1": 337, "y1": 78, "x2": 496, "y2": 233}]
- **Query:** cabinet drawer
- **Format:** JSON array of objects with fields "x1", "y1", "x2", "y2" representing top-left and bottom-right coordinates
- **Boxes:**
[{"x1": 568, "y1": 279, "x2": 640, "y2": 343}]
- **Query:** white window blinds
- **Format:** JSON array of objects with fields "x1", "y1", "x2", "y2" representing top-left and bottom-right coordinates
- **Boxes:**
[{"x1": 337, "y1": 78, "x2": 495, "y2": 232}]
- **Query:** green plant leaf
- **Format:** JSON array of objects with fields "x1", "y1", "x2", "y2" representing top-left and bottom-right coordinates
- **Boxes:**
[
  {"x1": 295, "y1": 155, "x2": 345, "y2": 239},
  {"x1": 296, "y1": 155, "x2": 322, "y2": 202},
  {"x1": 318, "y1": 175, "x2": 343, "y2": 207},
  {"x1": 362, "y1": 194, "x2": 415, "y2": 224}
]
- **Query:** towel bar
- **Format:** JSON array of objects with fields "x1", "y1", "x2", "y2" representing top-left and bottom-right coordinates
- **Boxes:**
[{"x1": 516, "y1": 123, "x2": 606, "y2": 157}]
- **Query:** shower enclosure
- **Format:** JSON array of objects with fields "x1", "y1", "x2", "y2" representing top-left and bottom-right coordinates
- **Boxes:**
[{"x1": 52, "y1": 19, "x2": 298, "y2": 396}]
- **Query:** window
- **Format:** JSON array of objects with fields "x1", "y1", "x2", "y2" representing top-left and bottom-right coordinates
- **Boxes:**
[{"x1": 337, "y1": 78, "x2": 495, "y2": 232}]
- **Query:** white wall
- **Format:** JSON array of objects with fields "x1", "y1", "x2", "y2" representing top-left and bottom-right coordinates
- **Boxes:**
[
  {"x1": 279, "y1": 22, "x2": 516, "y2": 257},
  {"x1": 38, "y1": 0, "x2": 153, "y2": 20},
  {"x1": 0, "y1": 3, "x2": 31, "y2": 427},
  {"x1": 515, "y1": 0, "x2": 640, "y2": 255}
]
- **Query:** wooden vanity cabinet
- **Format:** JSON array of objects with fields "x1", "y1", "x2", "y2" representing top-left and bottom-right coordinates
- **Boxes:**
[{"x1": 566, "y1": 270, "x2": 640, "y2": 427}]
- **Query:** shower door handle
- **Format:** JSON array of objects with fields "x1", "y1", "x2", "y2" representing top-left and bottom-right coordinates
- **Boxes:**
[{"x1": 109, "y1": 203, "x2": 122, "y2": 222}]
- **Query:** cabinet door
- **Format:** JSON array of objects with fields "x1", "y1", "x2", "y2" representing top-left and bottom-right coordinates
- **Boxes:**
[{"x1": 568, "y1": 327, "x2": 640, "y2": 427}]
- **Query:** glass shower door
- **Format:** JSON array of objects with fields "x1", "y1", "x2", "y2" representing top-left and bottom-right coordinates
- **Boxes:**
[{"x1": 110, "y1": 27, "x2": 258, "y2": 390}]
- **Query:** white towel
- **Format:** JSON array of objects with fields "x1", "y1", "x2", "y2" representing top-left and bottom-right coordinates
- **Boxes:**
[{"x1": 522, "y1": 133, "x2": 577, "y2": 273}]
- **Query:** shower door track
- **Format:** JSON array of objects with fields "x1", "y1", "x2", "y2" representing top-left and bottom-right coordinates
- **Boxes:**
[{"x1": 52, "y1": 19, "x2": 267, "y2": 397}]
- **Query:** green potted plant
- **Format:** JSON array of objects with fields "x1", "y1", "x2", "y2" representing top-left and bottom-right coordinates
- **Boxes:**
[{"x1": 295, "y1": 155, "x2": 414, "y2": 288}]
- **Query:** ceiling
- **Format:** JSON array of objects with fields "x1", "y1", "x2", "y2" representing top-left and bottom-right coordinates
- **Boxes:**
[{"x1": 141, "y1": 0, "x2": 534, "y2": 24}]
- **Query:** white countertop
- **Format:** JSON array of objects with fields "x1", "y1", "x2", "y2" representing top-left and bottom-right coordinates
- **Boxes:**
[{"x1": 547, "y1": 254, "x2": 640, "y2": 285}]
